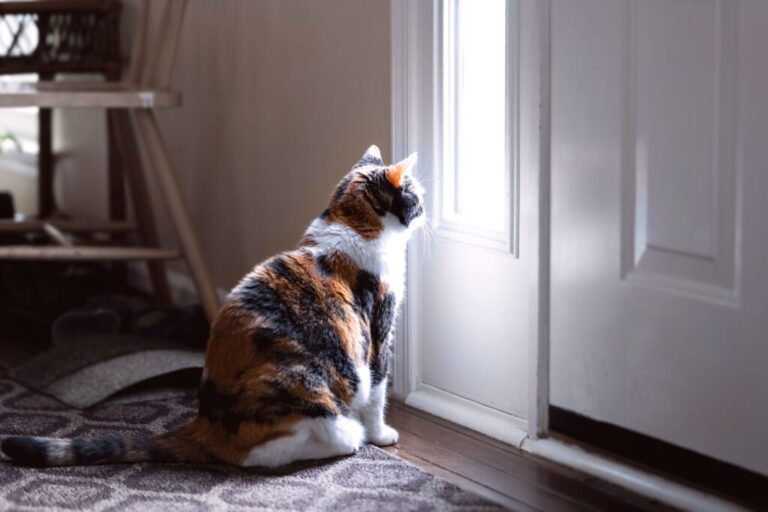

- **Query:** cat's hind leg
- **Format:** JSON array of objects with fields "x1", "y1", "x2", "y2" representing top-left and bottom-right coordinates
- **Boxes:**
[{"x1": 240, "y1": 415, "x2": 364, "y2": 468}]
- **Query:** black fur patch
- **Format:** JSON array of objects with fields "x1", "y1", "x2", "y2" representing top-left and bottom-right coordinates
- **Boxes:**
[
  {"x1": 390, "y1": 185, "x2": 423, "y2": 227},
  {"x1": 371, "y1": 292, "x2": 396, "y2": 345},
  {"x1": 370, "y1": 292, "x2": 396, "y2": 384},
  {"x1": 361, "y1": 175, "x2": 393, "y2": 217},
  {"x1": 198, "y1": 378, "x2": 243, "y2": 433},
  {"x1": 315, "y1": 254, "x2": 334, "y2": 277},
  {"x1": 352, "y1": 270, "x2": 378, "y2": 320},
  {"x1": 1, "y1": 437, "x2": 49, "y2": 466},
  {"x1": 353, "y1": 270, "x2": 396, "y2": 385},
  {"x1": 331, "y1": 175, "x2": 353, "y2": 203},
  {"x1": 72, "y1": 436, "x2": 125, "y2": 464}
]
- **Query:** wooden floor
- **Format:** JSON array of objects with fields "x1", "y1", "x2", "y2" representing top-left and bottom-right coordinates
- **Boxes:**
[{"x1": 383, "y1": 401, "x2": 678, "y2": 512}]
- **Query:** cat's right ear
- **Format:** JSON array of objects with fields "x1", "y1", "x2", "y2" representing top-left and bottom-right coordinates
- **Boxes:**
[{"x1": 386, "y1": 153, "x2": 418, "y2": 189}]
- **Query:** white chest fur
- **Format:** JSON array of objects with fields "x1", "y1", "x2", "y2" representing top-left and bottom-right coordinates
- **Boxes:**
[{"x1": 305, "y1": 215, "x2": 409, "y2": 301}]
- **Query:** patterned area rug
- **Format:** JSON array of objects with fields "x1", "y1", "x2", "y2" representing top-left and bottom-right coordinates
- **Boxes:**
[{"x1": 0, "y1": 377, "x2": 507, "y2": 511}]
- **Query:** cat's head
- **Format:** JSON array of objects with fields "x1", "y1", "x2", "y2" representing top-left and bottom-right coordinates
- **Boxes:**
[{"x1": 321, "y1": 145, "x2": 425, "y2": 240}]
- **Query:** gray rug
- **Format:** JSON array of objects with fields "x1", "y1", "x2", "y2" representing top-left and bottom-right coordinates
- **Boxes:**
[{"x1": 0, "y1": 377, "x2": 508, "y2": 511}]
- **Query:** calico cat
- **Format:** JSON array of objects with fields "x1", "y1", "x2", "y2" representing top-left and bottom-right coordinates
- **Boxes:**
[{"x1": 1, "y1": 145, "x2": 424, "y2": 468}]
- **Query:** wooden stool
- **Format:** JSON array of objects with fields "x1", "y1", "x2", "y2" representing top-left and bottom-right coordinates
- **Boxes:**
[{"x1": 0, "y1": 0, "x2": 221, "y2": 321}]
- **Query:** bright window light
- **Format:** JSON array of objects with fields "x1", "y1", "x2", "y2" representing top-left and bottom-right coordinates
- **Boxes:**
[
  {"x1": 445, "y1": 0, "x2": 508, "y2": 234},
  {"x1": 0, "y1": 15, "x2": 38, "y2": 56},
  {"x1": 0, "y1": 75, "x2": 39, "y2": 155}
]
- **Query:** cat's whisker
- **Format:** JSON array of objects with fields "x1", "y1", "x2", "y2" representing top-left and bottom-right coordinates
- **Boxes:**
[{"x1": 418, "y1": 218, "x2": 436, "y2": 262}]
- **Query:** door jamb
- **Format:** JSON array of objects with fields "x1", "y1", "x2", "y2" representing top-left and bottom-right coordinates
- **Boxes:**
[{"x1": 389, "y1": 0, "x2": 551, "y2": 439}]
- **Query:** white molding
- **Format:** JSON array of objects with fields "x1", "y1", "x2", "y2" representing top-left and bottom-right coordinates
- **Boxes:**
[
  {"x1": 390, "y1": 0, "x2": 438, "y2": 400},
  {"x1": 390, "y1": 0, "x2": 408, "y2": 399},
  {"x1": 406, "y1": 386, "x2": 528, "y2": 447},
  {"x1": 521, "y1": 437, "x2": 749, "y2": 512},
  {"x1": 526, "y1": 0, "x2": 551, "y2": 439}
]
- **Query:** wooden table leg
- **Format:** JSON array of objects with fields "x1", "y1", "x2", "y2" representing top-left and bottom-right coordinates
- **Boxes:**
[
  {"x1": 133, "y1": 109, "x2": 220, "y2": 321},
  {"x1": 38, "y1": 107, "x2": 54, "y2": 218},
  {"x1": 108, "y1": 109, "x2": 171, "y2": 305},
  {"x1": 37, "y1": 70, "x2": 55, "y2": 218},
  {"x1": 107, "y1": 108, "x2": 127, "y2": 222},
  {"x1": 107, "y1": 107, "x2": 128, "y2": 281}
]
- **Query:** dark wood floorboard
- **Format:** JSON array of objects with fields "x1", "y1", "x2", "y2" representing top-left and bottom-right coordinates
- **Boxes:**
[{"x1": 385, "y1": 402, "x2": 680, "y2": 512}]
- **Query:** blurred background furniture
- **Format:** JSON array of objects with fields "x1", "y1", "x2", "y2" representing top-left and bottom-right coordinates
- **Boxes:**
[
  {"x1": 0, "y1": 0, "x2": 122, "y2": 219},
  {"x1": 0, "y1": 0, "x2": 220, "y2": 321}
]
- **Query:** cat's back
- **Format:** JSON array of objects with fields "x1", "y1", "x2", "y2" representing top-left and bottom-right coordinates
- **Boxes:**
[
  {"x1": 228, "y1": 247, "x2": 357, "y2": 323},
  {"x1": 204, "y1": 247, "x2": 365, "y2": 387}
]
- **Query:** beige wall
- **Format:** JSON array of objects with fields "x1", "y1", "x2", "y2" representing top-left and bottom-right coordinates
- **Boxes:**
[{"x1": 58, "y1": 0, "x2": 392, "y2": 290}]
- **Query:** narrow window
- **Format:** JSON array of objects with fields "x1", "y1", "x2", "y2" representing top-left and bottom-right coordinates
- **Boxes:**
[{"x1": 441, "y1": 0, "x2": 517, "y2": 252}]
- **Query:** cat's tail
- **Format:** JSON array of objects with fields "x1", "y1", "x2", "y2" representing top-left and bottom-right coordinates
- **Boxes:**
[{"x1": 0, "y1": 423, "x2": 212, "y2": 466}]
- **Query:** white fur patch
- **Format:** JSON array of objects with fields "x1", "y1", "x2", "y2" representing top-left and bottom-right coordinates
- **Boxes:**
[
  {"x1": 351, "y1": 365, "x2": 372, "y2": 410},
  {"x1": 305, "y1": 213, "x2": 411, "y2": 300},
  {"x1": 359, "y1": 378, "x2": 399, "y2": 446},
  {"x1": 241, "y1": 416, "x2": 365, "y2": 468}
]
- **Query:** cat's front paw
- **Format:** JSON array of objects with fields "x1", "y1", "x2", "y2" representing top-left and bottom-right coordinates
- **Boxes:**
[{"x1": 367, "y1": 424, "x2": 399, "y2": 446}]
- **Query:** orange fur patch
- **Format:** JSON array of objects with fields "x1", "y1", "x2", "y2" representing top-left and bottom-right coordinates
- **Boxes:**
[
  {"x1": 324, "y1": 177, "x2": 384, "y2": 240},
  {"x1": 386, "y1": 164, "x2": 405, "y2": 188}
]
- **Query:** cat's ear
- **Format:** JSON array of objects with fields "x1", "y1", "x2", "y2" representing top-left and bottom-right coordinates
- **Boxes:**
[
  {"x1": 364, "y1": 144, "x2": 382, "y2": 161},
  {"x1": 387, "y1": 153, "x2": 418, "y2": 189}
]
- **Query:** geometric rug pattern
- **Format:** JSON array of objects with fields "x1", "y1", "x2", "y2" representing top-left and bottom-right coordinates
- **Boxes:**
[{"x1": 0, "y1": 376, "x2": 508, "y2": 511}]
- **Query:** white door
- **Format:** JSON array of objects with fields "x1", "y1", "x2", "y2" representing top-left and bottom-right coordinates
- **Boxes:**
[
  {"x1": 550, "y1": 0, "x2": 768, "y2": 475},
  {"x1": 393, "y1": 0, "x2": 543, "y2": 444}
]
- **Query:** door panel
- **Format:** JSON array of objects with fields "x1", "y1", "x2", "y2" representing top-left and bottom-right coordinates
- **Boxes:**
[
  {"x1": 420, "y1": 241, "x2": 529, "y2": 415},
  {"x1": 551, "y1": 0, "x2": 768, "y2": 475},
  {"x1": 625, "y1": 0, "x2": 739, "y2": 299}
]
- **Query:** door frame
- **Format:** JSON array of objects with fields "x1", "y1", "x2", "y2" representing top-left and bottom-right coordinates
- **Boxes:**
[{"x1": 390, "y1": 0, "x2": 551, "y2": 440}]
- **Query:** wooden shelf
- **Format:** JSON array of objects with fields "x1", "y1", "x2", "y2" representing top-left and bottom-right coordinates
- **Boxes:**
[
  {"x1": 0, "y1": 82, "x2": 181, "y2": 109},
  {"x1": 0, "y1": 245, "x2": 180, "y2": 261},
  {"x1": 0, "y1": 220, "x2": 136, "y2": 233}
]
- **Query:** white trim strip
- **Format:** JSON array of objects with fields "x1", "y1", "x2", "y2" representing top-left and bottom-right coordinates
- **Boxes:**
[
  {"x1": 521, "y1": 437, "x2": 749, "y2": 512},
  {"x1": 406, "y1": 386, "x2": 528, "y2": 448}
]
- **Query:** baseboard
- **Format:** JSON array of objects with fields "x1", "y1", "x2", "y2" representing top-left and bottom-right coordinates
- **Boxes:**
[
  {"x1": 405, "y1": 385, "x2": 528, "y2": 447},
  {"x1": 520, "y1": 437, "x2": 749, "y2": 512},
  {"x1": 127, "y1": 263, "x2": 229, "y2": 306},
  {"x1": 550, "y1": 406, "x2": 767, "y2": 509}
]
